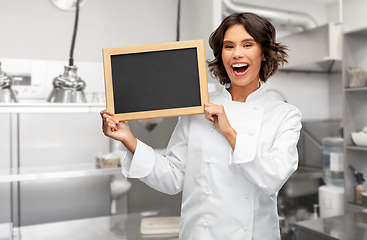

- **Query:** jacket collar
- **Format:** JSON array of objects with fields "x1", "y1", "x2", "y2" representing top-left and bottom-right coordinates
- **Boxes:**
[{"x1": 221, "y1": 82, "x2": 265, "y2": 103}]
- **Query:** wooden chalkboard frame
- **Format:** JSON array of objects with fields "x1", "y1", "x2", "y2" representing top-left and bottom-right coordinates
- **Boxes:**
[{"x1": 102, "y1": 39, "x2": 209, "y2": 121}]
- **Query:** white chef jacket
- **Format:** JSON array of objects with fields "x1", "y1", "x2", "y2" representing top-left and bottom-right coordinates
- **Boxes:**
[{"x1": 122, "y1": 85, "x2": 302, "y2": 240}]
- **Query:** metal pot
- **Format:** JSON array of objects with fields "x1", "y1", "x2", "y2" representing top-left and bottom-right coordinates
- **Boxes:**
[
  {"x1": 0, "y1": 62, "x2": 18, "y2": 103},
  {"x1": 47, "y1": 65, "x2": 86, "y2": 103}
]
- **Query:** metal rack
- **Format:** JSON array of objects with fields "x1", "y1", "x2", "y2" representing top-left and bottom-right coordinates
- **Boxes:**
[
  {"x1": 0, "y1": 163, "x2": 121, "y2": 183},
  {"x1": 342, "y1": 26, "x2": 367, "y2": 213},
  {"x1": 0, "y1": 103, "x2": 112, "y2": 228}
]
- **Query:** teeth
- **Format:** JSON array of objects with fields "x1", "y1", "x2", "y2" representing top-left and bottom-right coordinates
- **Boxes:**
[{"x1": 232, "y1": 63, "x2": 248, "y2": 67}]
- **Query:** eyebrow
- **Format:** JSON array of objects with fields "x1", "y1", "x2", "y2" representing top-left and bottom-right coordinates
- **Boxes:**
[{"x1": 223, "y1": 38, "x2": 256, "y2": 44}]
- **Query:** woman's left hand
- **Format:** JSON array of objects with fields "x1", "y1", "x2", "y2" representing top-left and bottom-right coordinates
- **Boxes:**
[
  {"x1": 204, "y1": 103, "x2": 237, "y2": 150},
  {"x1": 204, "y1": 103, "x2": 237, "y2": 149},
  {"x1": 204, "y1": 103, "x2": 230, "y2": 133}
]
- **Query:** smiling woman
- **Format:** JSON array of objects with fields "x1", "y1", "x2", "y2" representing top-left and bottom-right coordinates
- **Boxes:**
[{"x1": 100, "y1": 12, "x2": 302, "y2": 240}]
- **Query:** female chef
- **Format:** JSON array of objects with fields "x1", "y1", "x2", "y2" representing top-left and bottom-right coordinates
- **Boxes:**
[{"x1": 101, "y1": 12, "x2": 302, "y2": 240}]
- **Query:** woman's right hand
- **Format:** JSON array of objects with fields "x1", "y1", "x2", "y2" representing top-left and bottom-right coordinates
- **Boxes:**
[{"x1": 100, "y1": 109, "x2": 137, "y2": 153}]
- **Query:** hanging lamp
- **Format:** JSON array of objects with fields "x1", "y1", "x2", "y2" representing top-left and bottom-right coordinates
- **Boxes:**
[
  {"x1": 47, "y1": 0, "x2": 87, "y2": 103},
  {"x1": 0, "y1": 61, "x2": 18, "y2": 103}
]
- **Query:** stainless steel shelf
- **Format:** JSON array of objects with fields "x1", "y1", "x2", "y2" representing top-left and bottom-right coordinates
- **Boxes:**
[
  {"x1": 345, "y1": 87, "x2": 367, "y2": 92},
  {"x1": 344, "y1": 26, "x2": 367, "y2": 36},
  {"x1": 346, "y1": 145, "x2": 367, "y2": 151},
  {"x1": 0, "y1": 103, "x2": 106, "y2": 113},
  {"x1": 347, "y1": 202, "x2": 367, "y2": 213},
  {"x1": 0, "y1": 163, "x2": 121, "y2": 183}
]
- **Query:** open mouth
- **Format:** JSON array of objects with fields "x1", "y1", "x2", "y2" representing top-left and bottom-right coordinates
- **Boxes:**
[{"x1": 231, "y1": 63, "x2": 249, "y2": 75}]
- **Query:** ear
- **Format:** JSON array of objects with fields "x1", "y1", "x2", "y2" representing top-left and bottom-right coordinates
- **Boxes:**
[{"x1": 261, "y1": 52, "x2": 266, "y2": 62}]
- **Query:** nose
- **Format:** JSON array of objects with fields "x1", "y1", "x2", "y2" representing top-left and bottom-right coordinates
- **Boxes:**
[{"x1": 233, "y1": 46, "x2": 244, "y2": 59}]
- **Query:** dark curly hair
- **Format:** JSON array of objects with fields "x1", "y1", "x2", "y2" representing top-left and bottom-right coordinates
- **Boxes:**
[{"x1": 208, "y1": 12, "x2": 288, "y2": 85}]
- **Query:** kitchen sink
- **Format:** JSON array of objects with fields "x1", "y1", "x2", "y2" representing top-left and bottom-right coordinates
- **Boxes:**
[{"x1": 279, "y1": 166, "x2": 323, "y2": 198}]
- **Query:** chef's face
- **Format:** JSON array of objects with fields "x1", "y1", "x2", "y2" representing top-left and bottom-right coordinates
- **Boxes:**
[{"x1": 221, "y1": 24, "x2": 264, "y2": 88}]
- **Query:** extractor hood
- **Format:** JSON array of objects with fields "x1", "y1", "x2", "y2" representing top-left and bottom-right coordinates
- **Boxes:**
[{"x1": 278, "y1": 22, "x2": 342, "y2": 73}]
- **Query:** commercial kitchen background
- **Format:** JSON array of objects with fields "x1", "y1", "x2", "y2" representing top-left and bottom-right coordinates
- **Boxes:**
[{"x1": 1, "y1": 0, "x2": 366, "y2": 236}]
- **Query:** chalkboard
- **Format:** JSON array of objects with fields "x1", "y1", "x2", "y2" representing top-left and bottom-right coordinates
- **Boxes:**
[{"x1": 102, "y1": 40, "x2": 209, "y2": 121}]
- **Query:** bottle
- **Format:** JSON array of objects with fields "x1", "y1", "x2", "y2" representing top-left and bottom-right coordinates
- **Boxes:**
[
  {"x1": 356, "y1": 185, "x2": 366, "y2": 204},
  {"x1": 349, "y1": 165, "x2": 366, "y2": 204},
  {"x1": 309, "y1": 204, "x2": 319, "y2": 220},
  {"x1": 322, "y1": 137, "x2": 344, "y2": 188}
]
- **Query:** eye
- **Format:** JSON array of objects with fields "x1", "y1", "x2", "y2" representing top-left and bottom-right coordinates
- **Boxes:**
[
  {"x1": 224, "y1": 45, "x2": 234, "y2": 49},
  {"x1": 244, "y1": 44, "x2": 252, "y2": 47}
]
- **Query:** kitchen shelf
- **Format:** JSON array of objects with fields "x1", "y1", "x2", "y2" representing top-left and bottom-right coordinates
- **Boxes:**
[
  {"x1": 347, "y1": 202, "x2": 367, "y2": 212},
  {"x1": 345, "y1": 87, "x2": 367, "y2": 92},
  {"x1": 346, "y1": 145, "x2": 367, "y2": 151},
  {"x1": 344, "y1": 26, "x2": 367, "y2": 36},
  {"x1": 343, "y1": 24, "x2": 367, "y2": 213},
  {"x1": 0, "y1": 163, "x2": 121, "y2": 183},
  {"x1": 0, "y1": 102, "x2": 106, "y2": 113},
  {"x1": 278, "y1": 22, "x2": 342, "y2": 73}
]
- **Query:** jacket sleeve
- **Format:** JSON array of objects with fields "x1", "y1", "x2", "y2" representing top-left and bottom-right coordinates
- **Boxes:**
[
  {"x1": 229, "y1": 107, "x2": 302, "y2": 196},
  {"x1": 121, "y1": 116, "x2": 189, "y2": 195}
]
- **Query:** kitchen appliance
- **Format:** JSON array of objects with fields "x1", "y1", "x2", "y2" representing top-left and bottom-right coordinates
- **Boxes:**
[{"x1": 0, "y1": 61, "x2": 18, "y2": 103}]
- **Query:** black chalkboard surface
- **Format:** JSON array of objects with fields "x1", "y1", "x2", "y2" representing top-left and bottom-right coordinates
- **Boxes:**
[{"x1": 103, "y1": 40, "x2": 209, "y2": 121}]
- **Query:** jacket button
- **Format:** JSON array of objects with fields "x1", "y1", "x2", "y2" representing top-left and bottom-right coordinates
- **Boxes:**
[
  {"x1": 204, "y1": 222, "x2": 208, "y2": 228},
  {"x1": 210, "y1": 128, "x2": 214, "y2": 132},
  {"x1": 244, "y1": 194, "x2": 248, "y2": 199},
  {"x1": 243, "y1": 226, "x2": 247, "y2": 231},
  {"x1": 248, "y1": 130, "x2": 254, "y2": 136},
  {"x1": 253, "y1": 106, "x2": 258, "y2": 110}
]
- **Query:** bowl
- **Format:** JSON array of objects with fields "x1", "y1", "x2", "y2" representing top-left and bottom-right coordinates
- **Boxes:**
[{"x1": 351, "y1": 132, "x2": 367, "y2": 146}]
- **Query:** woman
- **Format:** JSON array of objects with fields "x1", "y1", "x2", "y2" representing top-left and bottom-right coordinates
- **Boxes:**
[{"x1": 101, "y1": 12, "x2": 302, "y2": 240}]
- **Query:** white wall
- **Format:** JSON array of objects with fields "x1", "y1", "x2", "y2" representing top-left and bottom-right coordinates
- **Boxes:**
[
  {"x1": 0, "y1": 0, "x2": 343, "y2": 120},
  {"x1": 329, "y1": 73, "x2": 343, "y2": 119},
  {"x1": 263, "y1": 72, "x2": 330, "y2": 120},
  {"x1": 343, "y1": 0, "x2": 367, "y2": 30},
  {"x1": 0, "y1": 0, "x2": 178, "y2": 62},
  {"x1": 231, "y1": 0, "x2": 336, "y2": 38}
]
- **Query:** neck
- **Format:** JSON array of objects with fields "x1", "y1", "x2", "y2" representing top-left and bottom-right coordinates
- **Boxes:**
[{"x1": 228, "y1": 80, "x2": 260, "y2": 102}]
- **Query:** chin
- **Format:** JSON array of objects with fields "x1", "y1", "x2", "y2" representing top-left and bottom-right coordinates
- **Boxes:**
[{"x1": 230, "y1": 76, "x2": 256, "y2": 87}]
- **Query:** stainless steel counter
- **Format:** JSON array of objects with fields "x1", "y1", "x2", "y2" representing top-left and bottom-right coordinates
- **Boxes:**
[
  {"x1": 9, "y1": 211, "x2": 286, "y2": 240},
  {"x1": 12, "y1": 211, "x2": 179, "y2": 240},
  {"x1": 295, "y1": 212, "x2": 367, "y2": 240}
]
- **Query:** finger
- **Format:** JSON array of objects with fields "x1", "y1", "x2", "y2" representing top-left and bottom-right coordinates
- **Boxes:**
[
  {"x1": 100, "y1": 109, "x2": 114, "y2": 118},
  {"x1": 103, "y1": 120, "x2": 115, "y2": 133},
  {"x1": 206, "y1": 105, "x2": 224, "y2": 116},
  {"x1": 103, "y1": 113, "x2": 119, "y2": 124},
  {"x1": 204, "y1": 103, "x2": 214, "y2": 108},
  {"x1": 204, "y1": 109, "x2": 215, "y2": 122},
  {"x1": 100, "y1": 109, "x2": 109, "y2": 117},
  {"x1": 107, "y1": 122, "x2": 117, "y2": 132}
]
